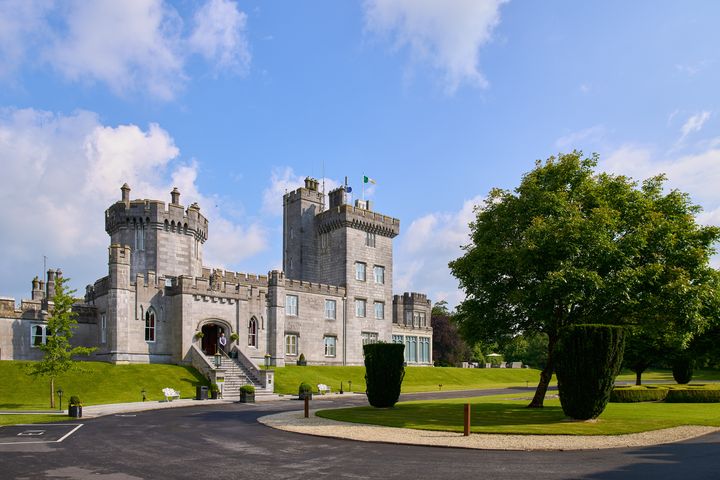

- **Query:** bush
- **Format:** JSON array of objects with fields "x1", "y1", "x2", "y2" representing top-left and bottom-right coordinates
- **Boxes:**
[
  {"x1": 298, "y1": 382, "x2": 312, "y2": 395},
  {"x1": 665, "y1": 389, "x2": 720, "y2": 403},
  {"x1": 210, "y1": 383, "x2": 220, "y2": 393},
  {"x1": 240, "y1": 385, "x2": 255, "y2": 394},
  {"x1": 69, "y1": 395, "x2": 81, "y2": 406},
  {"x1": 297, "y1": 353, "x2": 307, "y2": 366},
  {"x1": 609, "y1": 387, "x2": 668, "y2": 403},
  {"x1": 555, "y1": 324, "x2": 625, "y2": 420},
  {"x1": 364, "y1": 343, "x2": 405, "y2": 408},
  {"x1": 672, "y1": 356, "x2": 694, "y2": 384},
  {"x1": 230, "y1": 333, "x2": 240, "y2": 342}
]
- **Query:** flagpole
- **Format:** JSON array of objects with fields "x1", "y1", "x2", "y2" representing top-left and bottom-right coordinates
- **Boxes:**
[{"x1": 362, "y1": 173, "x2": 365, "y2": 202}]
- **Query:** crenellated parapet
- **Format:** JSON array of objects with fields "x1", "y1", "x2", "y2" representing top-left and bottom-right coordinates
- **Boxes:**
[
  {"x1": 285, "y1": 278, "x2": 346, "y2": 296},
  {"x1": 393, "y1": 292, "x2": 431, "y2": 307},
  {"x1": 316, "y1": 203, "x2": 400, "y2": 237}
]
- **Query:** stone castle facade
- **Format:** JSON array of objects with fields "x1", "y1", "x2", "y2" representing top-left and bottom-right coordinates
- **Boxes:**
[{"x1": 0, "y1": 178, "x2": 432, "y2": 386}]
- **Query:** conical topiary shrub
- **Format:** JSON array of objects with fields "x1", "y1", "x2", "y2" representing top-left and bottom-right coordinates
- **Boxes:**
[
  {"x1": 364, "y1": 343, "x2": 405, "y2": 408},
  {"x1": 672, "y1": 356, "x2": 694, "y2": 384},
  {"x1": 555, "y1": 324, "x2": 625, "y2": 420}
]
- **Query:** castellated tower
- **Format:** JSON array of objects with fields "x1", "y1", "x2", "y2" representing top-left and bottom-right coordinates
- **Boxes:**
[
  {"x1": 105, "y1": 184, "x2": 208, "y2": 279},
  {"x1": 283, "y1": 177, "x2": 323, "y2": 282}
]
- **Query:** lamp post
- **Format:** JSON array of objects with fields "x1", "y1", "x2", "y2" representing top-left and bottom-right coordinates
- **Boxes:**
[
  {"x1": 56, "y1": 387, "x2": 64, "y2": 411},
  {"x1": 214, "y1": 351, "x2": 222, "y2": 367},
  {"x1": 348, "y1": 380, "x2": 352, "y2": 393},
  {"x1": 141, "y1": 388, "x2": 146, "y2": 402},
  {"x1": 264, "y1": 354, "x2": 271, "y2": 370}
]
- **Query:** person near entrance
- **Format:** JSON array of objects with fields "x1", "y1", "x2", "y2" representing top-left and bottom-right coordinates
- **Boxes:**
[{"x1": 218, "y1": 331, "x2": 227, "y2": 353}]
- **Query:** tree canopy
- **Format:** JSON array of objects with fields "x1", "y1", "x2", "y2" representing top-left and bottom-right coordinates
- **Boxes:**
[
  {"x1": 28, "y1": 276, "x2": 96, "y2": 408},
  {"x1": 450, "y1": 152, "x2": 720, "y2": 407}
]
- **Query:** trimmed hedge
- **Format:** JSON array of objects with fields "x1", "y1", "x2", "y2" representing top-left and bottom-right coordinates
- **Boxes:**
[
  {"x1": 555, "y1": 324, "x2": 625, "y2": 420},
  {"x1": 672, "y1": 357, "x2": 694, "y2": 384},
  {"x1": 610, "y1": 387, "x2": 668, "y2": 403},
  {"x1": 364, "y1": 343, "x2": 405, "y2": 408},
  {"x1": 665, "y1": 389, "x2": 720, "y2": 403}
]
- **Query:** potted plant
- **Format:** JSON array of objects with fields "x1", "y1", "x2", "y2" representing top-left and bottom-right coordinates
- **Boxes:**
[
  {"x1": 296, "y1": 353, "x2": 307, "y2": 366},
  {"x1": 195, "y1": 331, "x2": 204, "y2": 339},
  {"x1": 298, "y1": 382, "x2": 313, "y2": 400},
  {"x1": 68, "y1": 395, "x2": 82, "y2": 418},
  {"x1": 230, "y1": 332, "x2": 240, "y2": 343},
  {"x1": 210, "y1": 383, "x2": 220, "y2": 399},
  {"x1": 239, "y1": 385, "x2": 255, "y2": 403}
]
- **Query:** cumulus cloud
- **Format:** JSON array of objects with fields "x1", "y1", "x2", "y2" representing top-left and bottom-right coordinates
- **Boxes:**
[
  {"x1": 0, "y1": 108, "x2": 266, "y2": 301},
  {"x1": 0, "y1": 0, "x2": 251, "y2": 100},
  {"x1": 395, "y1": 196, "x2": 483, "y2": 308},
  {"x1": 189, "y1": 0, "x2": 251, "y2": 73},
  {"x1": 363, "y1": 0, "x2": 507, "y2": 93}
]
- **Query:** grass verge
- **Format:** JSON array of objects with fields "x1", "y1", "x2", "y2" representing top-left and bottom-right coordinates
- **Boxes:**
[
  {"x1": 0, "y1": 414, "x2": 75, "y2": 426},
  {"x1": 316, "y1": 393, "x2": 720, "y2": 435},
  {"x1": 273, "y1": 365, "x2": 544, "y2": 395},
  {"x1": 0, "y1": 360, "x2": 207, "y2": 410}
]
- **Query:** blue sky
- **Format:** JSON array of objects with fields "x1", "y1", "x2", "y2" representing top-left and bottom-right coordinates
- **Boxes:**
[{"x1": 1, "y1": 1, "x2": 719, "y2": 307}]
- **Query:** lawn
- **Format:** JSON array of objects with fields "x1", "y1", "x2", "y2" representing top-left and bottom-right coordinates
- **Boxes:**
[
  {"x1": 0, "y1": 360, "x2": 208, "y2": 410},
  {"x1": 0, "y1": 414, "x2": 75, "y2": 427},
  {"x1": 615, "y1": 368, "x2": 720, "y2": 383},
  {"x1": 316, "y1": 393, "x2": 720, "y2": 435},
  {"x1": 273, "y1": 365, "x2": 544, "y2": 395}
]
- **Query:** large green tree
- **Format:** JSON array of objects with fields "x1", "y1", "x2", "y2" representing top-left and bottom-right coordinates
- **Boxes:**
[
  {"x1": 450, "y1": 152, "x2": 720, "y2": 407},
  {"x1": 431, "y1": 301, "x2": 472, "y2": 367},
  {"x1": 28, "y1": 276, "x2": 96, "y2": 408}
]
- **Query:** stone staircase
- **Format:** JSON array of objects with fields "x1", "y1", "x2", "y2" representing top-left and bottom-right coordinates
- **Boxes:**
[{"x1": 207, "y1": 355, "x2": 272, "y2": 400}]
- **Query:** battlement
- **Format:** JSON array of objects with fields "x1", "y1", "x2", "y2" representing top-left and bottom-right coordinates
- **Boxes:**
[
  {"x1": 200, "y1": 268, "x2": 269, "y2": 287},
  {"x1": 105, "y1": 185, "x2": 208, "y2": 242},
  {"x1": 316, "y1": 203, "x2": 400, "y2": 237},
  {"x1": 286, "y1": 279, "x2": 346, "y2": 296},
  {"x1": 393, "y1": 292, "x2": 431, "y2": 306},
  {"x1": 283, "y1": 185, "x2": 324, "y2": 206}
]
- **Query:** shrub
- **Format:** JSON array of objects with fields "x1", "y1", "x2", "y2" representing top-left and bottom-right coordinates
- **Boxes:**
[
  {"x1": 364, "y1": 343, "x2": 405, "y2": 408},
  {"x1": 297, "y1": 353, "x2": 307, "y2": 366},
  {"x1": 69, "y1": 395, "x2": 81, "y2": 406},
  {"x1": 240, "y1": 385, "x2": 255, "y2": 394},
  {"x1": 554, "y1": 324, "x2": 625, "y2": 420},
  {"x1": 672, "y1": 356, "x2": 694, "y2": 384},
  {"x1": 665, "y1": 389, "x2": 720, "y2": 403},
  {"x1": 230, "y1": 333, "x2": 240, "y2": 342},
  {"x1": 298, "y1": 382, "x2": 312, "y2": 399},
  {"x1": 210, "y1": 383, "x2": 220, "y2": 393},
  {"x1": 609, "y1": 387, "x2": 668, "y2": 403}
]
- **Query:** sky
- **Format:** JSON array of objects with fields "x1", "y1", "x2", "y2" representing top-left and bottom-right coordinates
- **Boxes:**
[{"x1": 1, "y1": 0, "x2": 719, "y2": 308}]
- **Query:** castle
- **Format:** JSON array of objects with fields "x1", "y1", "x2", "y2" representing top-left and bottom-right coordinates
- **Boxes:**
[{"x1": 0, "y1": 178, "x2": 433, "y2": 392}]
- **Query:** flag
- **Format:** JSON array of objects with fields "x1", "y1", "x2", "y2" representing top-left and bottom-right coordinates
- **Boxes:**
[
  {"x1": 346, "y1": 186, "x2": 353, "y2": 193},
  {"x1": 363, "y1": 176, "x2": 376, "y2": 184}
]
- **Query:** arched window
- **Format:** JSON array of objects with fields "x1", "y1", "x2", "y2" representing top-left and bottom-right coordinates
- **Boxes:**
[
  {"x1": 248, "y1": 317, "x2": 257, "y2": 347},
  {"x1": 145, "y1": 308, "x2": 156, "y2": 342}
]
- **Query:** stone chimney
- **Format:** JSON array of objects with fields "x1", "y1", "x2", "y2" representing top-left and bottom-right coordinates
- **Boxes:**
[{"x1": 121, "y1": 183, "x2": 131, "y2": 206}]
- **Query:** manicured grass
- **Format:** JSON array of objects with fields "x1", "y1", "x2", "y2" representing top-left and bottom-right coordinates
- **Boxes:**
[
  {"x1": 273, "y1": 365, "x2": 544, "y2": 395},
  {"x1": 0, "y1": 414, "x2": 74, "y2": 426},
  {"x1": 316, "y1": 393, "x2": 720, "y2": 435},
  {"x1": 0, "y1": 360, "x2": 208, "y2": 410},
  {"x1": 615, "y1": 368, "x2": 720, "y2": 383}
]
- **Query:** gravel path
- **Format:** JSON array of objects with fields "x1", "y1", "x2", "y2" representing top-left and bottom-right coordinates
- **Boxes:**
[{"x1": 258, "y1": 409, "x2": 719, "y2": 451}]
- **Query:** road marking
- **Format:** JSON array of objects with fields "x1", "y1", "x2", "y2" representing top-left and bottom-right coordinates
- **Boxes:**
[
  {"x1": 0, "y1": 424, "x2": 83, "y2": 445},
  {"x1": 115, "y1": 414, "x2": 137, "y2": 417},
  {"x1": 18, "y1": 430, "x2": 45, "y2": 436}
]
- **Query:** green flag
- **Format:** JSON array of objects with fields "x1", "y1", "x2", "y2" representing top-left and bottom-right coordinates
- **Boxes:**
[{"x1": 363, "y1": 175, "x2": 376, "y2": 184}]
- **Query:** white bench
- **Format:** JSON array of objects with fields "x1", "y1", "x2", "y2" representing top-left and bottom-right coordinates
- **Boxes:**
[
  {"x1": 162, "y1": 388, "x2": 181, "y2": 402},
  {"x1": 317, "y1": 384, "x2": 331, "y2": 395}
]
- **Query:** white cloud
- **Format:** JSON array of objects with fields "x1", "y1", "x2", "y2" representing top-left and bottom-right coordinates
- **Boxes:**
[
  {"x1": 189, "y1": 0, "x2": 251, "y2": 73},
  {"x1": 363, "y1": 0, "x2": 507, "y2": 93},
  {"x1": 679, "y1": 111, "x2": 711, "y2": 142},
  {"x1": 395, "y1": 196, "x2": 483, "y2": 308},
  {"x1": 0, "y1": 107, "x2": 266, "y2": 301},
  {"x1": 555, "y1": 125, "x2": 606, "y2": 150},
  {"x1": 0, "y1": 0, "x2": 251, "y2": 100}
]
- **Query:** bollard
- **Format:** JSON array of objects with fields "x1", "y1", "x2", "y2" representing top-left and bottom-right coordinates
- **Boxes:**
[
  {"x1": 304, "y1": 395, "x2": 309, "y2": 418},
  {"x1": 464, "y1": 403, "x2": 471, "y2": 436}
]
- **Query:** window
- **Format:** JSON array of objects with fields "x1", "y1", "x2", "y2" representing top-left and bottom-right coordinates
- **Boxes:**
[
  {"x1": 145, "y1": 309, "x2": 156, "y2": 342},
  {"x1": 361, "y1": 332, "x2": 379, "y2": 345},
  {"x1": 324, "y1": 299, "x2": 336, "y2": 319},
  {"x1": 355, "y1": 262, "x2": 366, "y2": 281},
  {"x1": 135, "y1": 222, "x2": 145, "y2": 251},
  {"x1": 392, "y1": 335, "x2": 404, "y2": 344},
  {"x1": 248, "y1": 317, "x2": 258, "y2": 347},
  {"x1": 30, "y1": 324, "x2": 51, "y2": 347},
  {"x1": 100, "y1": 314, "x2": 107, "y2": 344},
  {"x1": 413, "y1": 312, "x2": 420, "y2": 327},
  {"x1": 320, "y1": 233, "x2": 329, "y2": 250},
  {"x1": 405, "y1": 336, "x2": 417, "y2": 363},
  {"x1": 419, "y1": 312, "x2": 427, "y2": 327},
  {"x1": 374, "y1": 301, "x2": 384, "y2": 320},
  {"x1": 286, "y1": 295, "x2": 298, "y2": 316},
  {"x1": 366, "y1": 232, "x2": 376, "y2": 247},
  {"x1": 373, "y1": 265, "x2": 385, "y2": 284},
  {"x1": 404, "y1": 310, "x2": 412, "y2": 326},
  {"x1": 285, "y1": 334, "x2": 298, "y2": 355},
  {"x1": 420, "y1": 337, "x2": 430, "y2": 363},
  {"x1": 324, "y1": 336, "x2": 336, "y2": 357},
  {"x1": 355, "y1": 299, "x2": 366, "y2": 317}
]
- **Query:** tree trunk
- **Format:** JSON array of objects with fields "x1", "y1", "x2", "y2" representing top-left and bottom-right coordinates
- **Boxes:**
[
  {"x1": 528, "y1": 332, "x2": 557, "y2": 408},
  {"x1": 635, "y1": 370, "x2": 642, "y2": 386},
  {"x1": 50, "y1": 377, "x2": 55, "y2": 409}
]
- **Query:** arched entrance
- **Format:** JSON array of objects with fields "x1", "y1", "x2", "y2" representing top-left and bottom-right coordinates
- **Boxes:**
[{"x1": 200, "y1": 323, "x2": 228, "y2": 355}]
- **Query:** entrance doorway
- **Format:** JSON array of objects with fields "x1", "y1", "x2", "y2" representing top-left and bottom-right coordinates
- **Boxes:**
[{"x1": 201, "y1": 324, "x2": 225, "y2": 355}]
